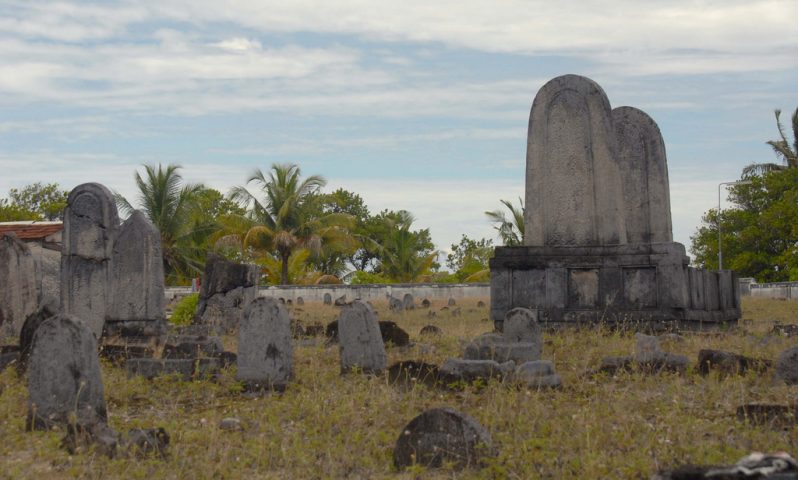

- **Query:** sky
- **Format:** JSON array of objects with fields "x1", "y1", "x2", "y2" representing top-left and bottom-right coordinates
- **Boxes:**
[{"x1": 1, "y1": 0, "x2": 797, "y2": 261}]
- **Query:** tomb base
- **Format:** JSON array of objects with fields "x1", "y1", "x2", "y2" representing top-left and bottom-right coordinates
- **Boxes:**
[{"x1": 489, "y1": 242, "x2": 740, "y2": 331}]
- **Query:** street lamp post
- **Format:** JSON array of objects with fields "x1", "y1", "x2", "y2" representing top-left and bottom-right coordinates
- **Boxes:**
[{"x1": 717, "y1": 180, "x2": 753, "y2": 270}]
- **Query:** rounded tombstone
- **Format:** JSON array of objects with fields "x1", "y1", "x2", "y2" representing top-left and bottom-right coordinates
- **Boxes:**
[
  {"x1": 447, "y1": 298, "x2": 456, "y2": 307},
  {"x1": 775, "y1": 346, "x2": 798, "y2": 385},
  {"x1": 296, "y1": 297, "x2": 304, "y2": 306},
  {"x1": 402, "y1": 293, "x2": 415, "y2": 310},
  {"x1": 503, "y1": 308, "x2": 542, "y2": 355},
  {"x1": 323, "y1": 293, "x2": 332, "y2": 305},
  {"x1": 388, "y1": 296, "x2": 404, "y2": 312},
  {"x1": 419, "y1": 324, "x2": 442, "y2": 337},
  {"x1": 394, "y1": 408, "x2": 494, "y2": 470},
  {"x1": 421, "y1": 298, "x2": 431, "y2": 309}
]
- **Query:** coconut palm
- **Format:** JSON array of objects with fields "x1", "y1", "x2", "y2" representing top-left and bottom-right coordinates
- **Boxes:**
[
  {"x1": 228, "y1": 163, "x2": 354, "y2": 285},
  {"x1": 485, "y1": 198, "x2": 525, "y2": 246},
  {"x1": 742, "y1": 107, "x2": 798, "y2": 178},
  {"x1": 377, "y1": 210, "x2": 438, "y2": 282},
  {"x1": 115, "y1": 164, "x2": 205, "y2": 282}
]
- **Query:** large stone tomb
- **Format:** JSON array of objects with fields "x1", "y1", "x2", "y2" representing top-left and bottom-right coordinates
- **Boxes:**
[{"x1": 490, "y1": 75, "x2": 740, "y2": 329}]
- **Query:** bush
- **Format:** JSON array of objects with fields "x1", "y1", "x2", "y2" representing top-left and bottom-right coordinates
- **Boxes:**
[
  {"x1": 170, "y1": 293, "x2": 198, "y2": 325},
  {"x1": 349, "y1": 271, "x2": 391, "y2": 285}
]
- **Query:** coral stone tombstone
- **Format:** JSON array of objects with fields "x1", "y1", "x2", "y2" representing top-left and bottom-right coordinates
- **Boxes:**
[
  {"x1": 106, "y1": 211, "x2": 166, "y2": 336},
  {"x1": 237, "y1": 298, "x2": 293, "y2": 390},
  {"x1": 489, "y1": 74, "x2": 740, "y2": 329},
  {"x1": 194, "y1": 253, "x2": 259, "y2": 332},
  {"x1": 27, "y1": 314, "x2": 107, "y2": 430},
  {"x1": 0, "y1": 233, "x2": 39, "y2": 336},
  {"x1": 394, "y1": 408, "x2": 495, "y2": 470},
  {"x1": 337, "y1": 300, "x2": 386, "y2": 374},
  {"x1": 61, "y1": 183, "x2": 119, "y2": 337}
]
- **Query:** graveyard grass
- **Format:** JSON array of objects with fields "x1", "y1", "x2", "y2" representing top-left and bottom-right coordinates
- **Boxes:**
[{"x1": 2, "y1": 298, "x2": 798, "y2": 479}]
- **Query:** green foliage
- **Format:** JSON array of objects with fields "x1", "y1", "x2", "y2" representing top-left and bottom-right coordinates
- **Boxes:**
[
  {"x1": 0, "y1": 182, "x2": 68, "y2": 221},
  {"x1": 446, "y1": 234, "x2": 493, "y2": 282},
  {"x1": 349, "y1": 270, "x2": 391, "y2": 285},
  {"x1": 485, "y1": 197, "x2": 525, "y2": 246},
  {"x1": 169, "y1": 293, "x2": 198, "y2": 325},
  {"x1": 742, "y1": 106, "x2": 798, "y2": 177},
  {"x1": 690, "y1": 168, "x2": 798, "y2": 281},
  {"x1": 370, "y1": 210, "x2": 438, "y2": 282}
]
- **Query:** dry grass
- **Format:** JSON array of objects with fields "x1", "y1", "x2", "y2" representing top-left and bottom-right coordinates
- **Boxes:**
[{"x1": 1, "y1": 297, "x2": 798, "y2": 479}]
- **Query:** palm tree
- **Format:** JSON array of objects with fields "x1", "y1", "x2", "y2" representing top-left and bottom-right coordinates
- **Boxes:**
[
  {"x1": 378, "y1": 210, "x2": 437, "y2": 282},
  {"x1": 228, "y1": 163, "x2": 354, "y2": 285},
  {"x1": 742, "y1": 107, "x2": 798, "y2": 178},
  {"x1": 485, "y1": 198, "x2": 525, "y2": 246},
  {"x1": 115, "y1": 164, "x2": 205, "y2": 282}
]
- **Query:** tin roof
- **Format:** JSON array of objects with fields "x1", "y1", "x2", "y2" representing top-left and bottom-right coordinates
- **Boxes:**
[{"x1": 0, "y1": 222, "x2": 63, "y2": 241}]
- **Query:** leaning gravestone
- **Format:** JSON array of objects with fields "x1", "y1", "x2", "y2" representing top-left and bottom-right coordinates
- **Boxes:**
[
  {"x1": 106, "y1": 211, "x2": 167, "y2": 337},
  {"x1": 489, "y1": 74, "x2": 740, "y2": 329},
  {"x1": 0, "y1": 233, "x2": 39, "y2": 336},
  {"x1": 394, "y1": 408, "x2": 495, "y2": 470},
  {"x1": 237, "y1": 298, "x2": 293, "y2": 390},
  {"x1": 338, "y1": 300, "x2": 386, "y2": 374},
  {"x1": 61, "y1": 183, "x2": 119, "y2": 338},
  {"x1": 27, "y1": 314, "x2": 107, "y2": 430},
  {"x1": 194, "y1": 253, "x2": 259, "y2": 332}
]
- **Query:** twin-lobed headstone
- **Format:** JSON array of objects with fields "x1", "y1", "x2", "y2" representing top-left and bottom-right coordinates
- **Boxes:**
[
  {"x1": 0, "y1": 233, "x2": 39, "y2": 336},
  {"x1": 27, "y1": 314, "x2": 107, "y2": 430},
  {"x1": 237, "y1": 298, "x2": 293, "y2": 390},
  {"x1": 338, "y1": 300, "x2": 386, "y2": 374},
  {"x1": 61, "y1": 183, "x2": 119, "y2": 338}
]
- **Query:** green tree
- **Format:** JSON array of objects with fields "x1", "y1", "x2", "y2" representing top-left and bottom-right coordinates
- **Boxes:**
[
  {"x1": 446, "y1": 235, "x2": 494, "y2": 282},
  {"x1": 690, "y1": 168, "x2": 798, "y2": 281},
  {"x1": 229, "y1": 163, "x2": 354, "y2": 285},
  {"x1": 115, "y1": 164, "x2": 205, "y2": 283},
  {"x1": 485, "y1": 198, "x2": 525, "y2": 246},
  {"x1": 374, "y1": 210, "x2": 437, "y2": 282},
  {"x1": 0, "y1": 182, "x2": 68, "y2": 221},
  {"x1": 742, "y1": 106, "x2": 798, "y2": 177}
]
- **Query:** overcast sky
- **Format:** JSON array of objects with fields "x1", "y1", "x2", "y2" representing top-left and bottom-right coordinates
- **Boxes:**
[{"x1": 1, "y1": 1, "x2": 797, "y2": 258}]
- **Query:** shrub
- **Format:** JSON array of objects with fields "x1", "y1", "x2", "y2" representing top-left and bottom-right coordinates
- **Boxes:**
[{"x1": 170, "y1": 293, "x2": 198, "y2": 325}]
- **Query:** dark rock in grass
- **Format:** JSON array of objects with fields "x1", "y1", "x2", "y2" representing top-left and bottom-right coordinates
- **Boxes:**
[
  {"x1": 126, "y1": 427, "x2": 170, "y2": 459},
  {"x1": 325, "y1": 320, "x2": 339, "y2": 341},
  {"x1": 697, "y1": 349, "x2": 771, "y2": 377},
  {"x1": 771, "y1": 324, "x2": 798, "y2": 337},
  {"x1": 1, "y1": 351, "x2": 19, "y2": 371},
  {"x1": 338, "y1": 301, "x2": 386, "y2": 374},
  {"x1": 162, "y1": 334, "x2": 223, "y2": 359},
  {"x1": 419, "y1": 324, "x2": 442, "y2": 337},
  {"x1": 18, "y1": 296, "x2": 58, "y2": 373},
  {"x1": 775, "y1": 346, "x2": 798, "y2": 385},
  {"x1": 427, "y1": 310, "x2": 437, "y2": 318},
  {"x1": 594, "y1": 356, "x2": 635, "y2": 375},
  {"x1": 421, "y1": 298, "x2": 431, "y2": 308},
  {"x1": 62, "y1": 418, "x2": 120, "y2": 458},
  {"x1": 387, "y1": 360, "x2": 442, "y2": 389},
  {"x1": 323, "y1": 293, "x2": 332, "y2": 305},
  {"x1": 304, "y1": 323, "x2": 324, "y2": 337},
  {"x1": 451, "y1": 307, "x2": 462, "y2": 317},
  {"x1": 462, "y1": 333, "x2": 504, "y2": 360},
  {"x1": 379, "y1": 321, "x2": 410, "y2": 347},
  {"x1": 512, "y1": 361, "x2": 562, "y2": 389},
  {"x1": 394, "y1": 408, "x2": 495, "y2": 470},
  {"x1": 219, "y1": 351, "x2": 237, "y2": 368},
  {"x1": 334, "y1": 294, "x2": 347, "y2": 306},
  {"x1": 27, "y1": 314, "x2": 107, "y2": 431},
  {"x1": 388, "y1": 296, "x2": 404, "y2": 312},
  {"x1": 654, "y1": 452, "x2": 798, "y2": 479},
  {"x1": 737, "y1": 403, "x2": 798, "y2": 429}
]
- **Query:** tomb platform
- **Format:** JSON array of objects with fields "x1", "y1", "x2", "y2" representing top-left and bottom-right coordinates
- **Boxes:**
[{"x1": 490, "y1": 242, "x2": 740, "y2": 331}]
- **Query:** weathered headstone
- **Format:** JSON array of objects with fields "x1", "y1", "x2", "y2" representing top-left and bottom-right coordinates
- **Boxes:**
[
  {"x1": 17, "y1": 296, "x2": 58, "y2": 373},
  {"x1": 448, "y1": 298, "x2": 456, "y2": 307},
  {"x1": 402, "y1": 293, "x2": 415, "y2": 310},
  {"x1": 503, "y1": 308, "x2": 542, "y2": 345},
  {"x1": 194, "y1": 253, "x2": 259, "y2": 332},
  {"x1": 394, "y1": 408, "x2": 495, "y2": 470},
  {"x1": 613, "y1": 106, "x2": 673, "y2": 244},
  {"x1": 338, "y1": 300, "x2": 386, "y2": 374},
  {"x1": 27, "y1": 314, "x2": 107, "y2": 430},
  {"x1": 106, "y1": 211, "x2": 166, "y2": 337},
  {"x1": 296, "y1": 296, "x2": 304, "y2": 305},
  {"x1": 513, "y1": 360, "x2": 562, "y2": 389},
  {"x1": 420, "y1": 324, "x2": 442, "y2": 336},
  {"x1": 421, "y1": 298, "x2": 431, "y2": 308},
  {"x1": 378, "y1": 320, "x2": 410, "y2": 347},
  {"x1": 323, "y1": 293, "x2": 332, "y2": 305},
  {"x1": 61, "y1": 183, "x2": 119, "y2": 337},
  {"x1": 0, "y1": 233, "x2": 39, "y2": 336},
  {"x1": 388, "y1": 296, "x2": 404, "y2": 312},
  {"x1": 775, "y1": 346, "x2": 798, "y2": 385},
  {"x1": 237, "y1": 297, "x2": 293, "y2": 390}
]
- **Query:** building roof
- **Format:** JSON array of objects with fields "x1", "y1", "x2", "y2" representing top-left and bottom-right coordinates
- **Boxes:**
[{"x1": 0, "y1": 222, "x2": 63, "y2": 241}]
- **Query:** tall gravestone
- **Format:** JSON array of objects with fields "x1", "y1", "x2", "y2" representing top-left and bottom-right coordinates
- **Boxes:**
[
  {"x1": 490, "y1": 75, "x2": 740, "y2": 329},
  {"x1": 27, "y1": 314, "x2": 107, "y2": 430},
  {"x1": 338, "y1": 300, "x2": 386, "y2": 374},
  {"x1": 61, "y1": 183, "x2": 119, "y2": 338},
  {"x1": 0, "y1": 233, "x2": 39, "y2": 336},
  {"x1": 106, "y1": 211, "x2": 166, "y2": 337},
  {"x1": 237, "y1": 297, "x2": 293, "y2": 390}
]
